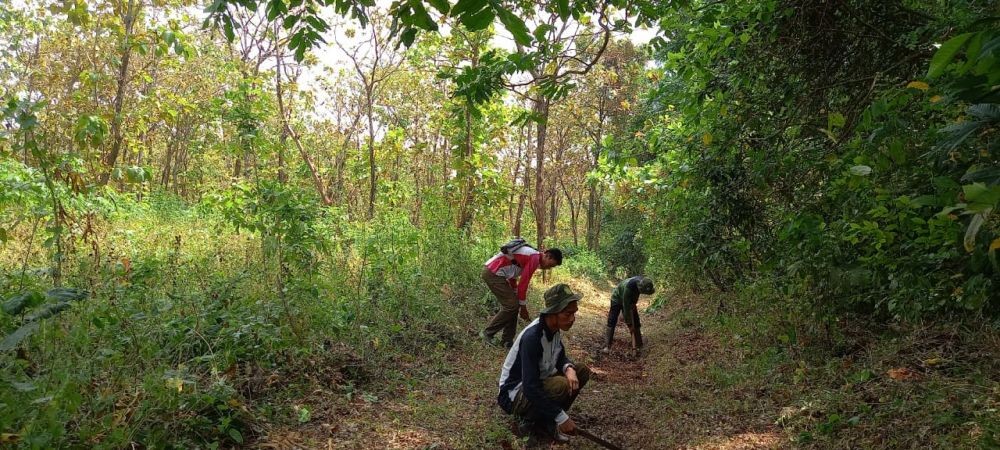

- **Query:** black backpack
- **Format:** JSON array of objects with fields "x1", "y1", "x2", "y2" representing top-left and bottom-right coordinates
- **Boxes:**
[{"x1": 500, "y1": 238, "x2": 534, "y2": 263}]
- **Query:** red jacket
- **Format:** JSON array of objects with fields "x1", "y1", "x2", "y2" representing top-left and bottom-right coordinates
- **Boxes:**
[{"x1": 484, "y1": 247, "x2": 541, "y2": 305}]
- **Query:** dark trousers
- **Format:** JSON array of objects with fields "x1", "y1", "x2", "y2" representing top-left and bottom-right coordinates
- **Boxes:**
[{"x1": 607, "y1": 303, "x2": 641, "y2": 329}]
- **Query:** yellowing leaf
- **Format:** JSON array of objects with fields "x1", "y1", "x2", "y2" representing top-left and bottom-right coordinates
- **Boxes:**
[
  {"x1": 930, "y1": 95, "x2": 943, "y2": 103},
  {"x1": 702, "y1": 133, "x2": 713, "y2": 146},
  {"x1": 166, "y1": 377, "x2": 184, "y2": 392},
  {"x1": 990, "y1": 238, "x2": 1000, "y2": 251},
  {"x1": 906, "y1": 81, "x2": 930, "y2": 91},
  {"x1": 1, "y1": 434, "x2": 20, "y2": 443}
]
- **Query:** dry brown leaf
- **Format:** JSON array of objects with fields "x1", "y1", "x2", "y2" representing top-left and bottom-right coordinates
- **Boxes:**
[{"x1": 887, "y1": 367, "x2": 920, "y2": 381}]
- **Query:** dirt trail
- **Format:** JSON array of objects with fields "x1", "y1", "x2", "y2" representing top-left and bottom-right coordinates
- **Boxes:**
[
  {"x1": 257, "y1": 276, "x2": 786, "y2": 449},
  {"x1": 554, "y1": 278, "x2": 784, "y2": 450}
]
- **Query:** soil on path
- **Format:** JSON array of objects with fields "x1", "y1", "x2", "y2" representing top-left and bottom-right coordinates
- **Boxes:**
[{"x1": 257, "y1": 276, "x2": 786, "y2": 449}]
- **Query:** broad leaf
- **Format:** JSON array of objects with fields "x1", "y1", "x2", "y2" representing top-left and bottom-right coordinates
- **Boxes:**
[
  {"x1": 0, "y1": 322, "x2": 39, "y2": 352},
  {"x1": 450, "y1": 0, "x2": 485, "y2": 16},
  {"x1": 409, "y1": 1, "x2": 438, "y2": 31},
  {"x1": 25, "y1": 302, "x2": 71, "y2": 322},
  {"x1": 497, "y1": 8, "x2": 531, "y2": 46},
  {"x1": 427, "y1": 0, "x2": 449, "y2": 15},
  {"x1": 850, "y1": 165, "x2": 872, "y2": 176},
  {"x1": 460, "y1": 8, "x2": 494, "y2": 31},
  {"x1": 2, "y1": 291, "x2": 44, "y2": 316},
  {"x1": 928, "y1": 33, "x2": 973, "y2": 78},
  {"x1": 964, "y1": 211, "x2": 989, "y2": 252},
  {"x1": 45, "y1": 287, "x2": 87, "y2": 303}
]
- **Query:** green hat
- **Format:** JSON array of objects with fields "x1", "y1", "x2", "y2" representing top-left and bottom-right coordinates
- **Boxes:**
[
  {"x1": 541, "y1": 284, "x2": 582, "y2": 315},
  {"x1": 638, "y1": 277, "x2": 655, "y2": 295}
]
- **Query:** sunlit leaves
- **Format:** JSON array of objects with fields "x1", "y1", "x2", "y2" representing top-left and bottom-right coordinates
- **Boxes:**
[
  {"x1": 928, "y1": 33, "x2": 973, "y2": 78},
  {"x1": 73, "y1": 115, "x2": 109, "y2": 148}
]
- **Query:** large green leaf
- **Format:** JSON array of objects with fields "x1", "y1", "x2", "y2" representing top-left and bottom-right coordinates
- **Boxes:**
[
  {"x1": 460, "y1": 7, "x2": 494, "y2": 31},
  {"x1": 45, "y1": 288, "x2": 87, "y2": 303},
  {"x1": 555, "y1": 0, "x2": 570, "y2": 20},
  {"x1": 408, "y1": 1, "x2": 438, "y2": 31},
  {"x1": 427, "y1": 0, "x2": 449, "y2": 15},
  {"x1": 0, "y1": 322, "x2": 39, "y2": 352},
  {"x1": 964, "y1": 211, "x2": 989, "y2": 252},
  {"x1": 2, "y1": 291, "x2": 44, "y2": 316},
  {"x1": 450, "y1": 0, "x2": 485, "y2": 16},
  {"x1": 928, "y1": 33, "x2": 973, "y2": 78},
  {"x1": 497, "y1": 8, "x2": 531, "y2": 46}
]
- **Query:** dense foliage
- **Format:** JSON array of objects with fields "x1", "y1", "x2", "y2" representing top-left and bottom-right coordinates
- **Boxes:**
[{"x1": 1, "y1": 0, "x2": 998, "y2": 447}]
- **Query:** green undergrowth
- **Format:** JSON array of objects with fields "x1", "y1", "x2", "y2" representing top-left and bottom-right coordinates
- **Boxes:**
[
  {"x1": 666, "y1": 281, "x2": 1000, "y2": 449},
  {"x1": 0, "y1": 199, "x2": 504, "y2": 449}
]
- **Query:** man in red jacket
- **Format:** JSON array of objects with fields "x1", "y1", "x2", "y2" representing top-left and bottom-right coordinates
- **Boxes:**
[{"x1": 480, "y1": 245, "x2": 563, "y2": 348}]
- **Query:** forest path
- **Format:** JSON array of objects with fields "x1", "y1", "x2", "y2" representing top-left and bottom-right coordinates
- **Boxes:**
[{"x1": 258, "y1": 276, "x2": 786, "y2": 449}]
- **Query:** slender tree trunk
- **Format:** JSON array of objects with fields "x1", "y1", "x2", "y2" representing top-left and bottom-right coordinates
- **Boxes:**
[
  {"x1": 366, "y1": 88, "x2": 377, "y2": 218},
  {"x1": 274, "y1": 34, "x2": 331, "y2": 205},
  {"x1": 99, "y1": 0, "x2": 139, "y2": 186},
  {"x1": 560, "y1": 177, "x2": 578, "y2": 246},
  {"x1": 533, "y1": 97, "x2": 550, "y2": 249},
  {"x1": 586, "y1": 146, "x2": 600, "y2": 250},
  {"x1": 457, "y1": 103, "x2": 475, "y2": 229},
  {"x1": 514, "y1": 166, "x2": 529, "y2": 237}
]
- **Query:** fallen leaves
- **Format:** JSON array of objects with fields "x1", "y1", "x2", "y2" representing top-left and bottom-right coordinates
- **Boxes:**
[{"x1": 887, "y1": 367, "x2": 921, "y2": 382}]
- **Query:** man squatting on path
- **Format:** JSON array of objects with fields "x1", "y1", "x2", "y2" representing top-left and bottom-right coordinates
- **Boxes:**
[
  {"x1": 601, "y1": 275, "x2": 655, "y2": 354},
  {"x1": 497, "y1": 283, "x2": 591, "y2": 444},
  {"x1": 480, "y1": 245, "x2": 562, "y2": 347}
]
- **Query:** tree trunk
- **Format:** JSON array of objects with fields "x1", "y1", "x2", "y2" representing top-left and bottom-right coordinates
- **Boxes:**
[
  {"x1": 560, "y1": 177, "x2": 578, "y2": 246},
  {"x1": 514, "y1": 166, "x2": 529, "y2": 237},
  {"x1": 456, "y1": 103, "x2": 475, "y2": 229},
  {"x1": 366, "y1": 87, "x2": 376, "y2": 219},
  {"x1": 533, "y1": 96, "x2": 550, "y2": 249},
  {"x1": 98, "y1": 0, "x2": 139, "y2": 186},
  {"x1": 274, "y1": 34, "x2": 331, "y2": 205}
]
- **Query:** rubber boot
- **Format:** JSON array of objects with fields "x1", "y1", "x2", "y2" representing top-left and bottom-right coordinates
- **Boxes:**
[{"x1": 599, "y1": 326, "x2": 615, "y2": 354}]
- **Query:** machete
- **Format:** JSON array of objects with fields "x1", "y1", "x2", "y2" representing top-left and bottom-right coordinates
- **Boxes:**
[{"x1": 575, "y1": 426, "x2": 624, "y2": 450}]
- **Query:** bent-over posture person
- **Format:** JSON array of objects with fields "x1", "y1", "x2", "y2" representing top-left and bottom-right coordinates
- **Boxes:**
[
  {"x1": 480, "y1": 244, "x2": 562, "y2": 348},
  {"x1": 601, "y1": 276, "x2": 655, "y2": 354},
  {"x1": 497, "y1": 283, "x2": 590, "y2": 443}
]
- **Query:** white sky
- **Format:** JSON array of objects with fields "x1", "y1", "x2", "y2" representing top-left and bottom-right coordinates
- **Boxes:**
[{"x1": 302, "y1": 9, "x2": 658, "y2": 119}]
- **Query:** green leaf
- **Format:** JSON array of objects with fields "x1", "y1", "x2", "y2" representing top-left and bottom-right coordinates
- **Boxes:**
[
  {"x1": 849, "y1": 165, "x2": 872, "y2": 177},
  {"x1": 222, "y1": 18, "x2": 235, "y2": 42},
  {"x1": 0, "y1": 322, "x2": 39, "y2": 352},
  {"x1": 460, "y1": 7, "x2": 494, "y2": 31},
  {"x1": 3, "y1": 291, "x2": 44, "y2": 316},
  {"x1": 409, "y1": 1, "x2": 438, "y2": 31},
  {"x1": 928, "y1": 33, "x2": 973, "y2": 78},
  {"x1": 497, "y1": 8, "x2": 531, "y2": 46},
  {"x1": 266, "y1": 0, "x2": 286, "y2": 21},
  {"x1": 427, "y1": 0, "x2": 449, "y2": 15},
  {"x1": 964, "y1": 212, "x2": 988, "y2": 252},
  {"x1": 11, "y1": 381, "x2": 36, "y2": 392},
  {"x1": 45, "y1": 288, "x2": 87, "y2": 303},
  {"x1": 25, "y1": 302, "x2": 70, "y2": 322},
  {"x1": 828, "y1": 112, "x2": 845, "y2": 129},
  {"x1": 228, "y1": 428, "x2": 244, "y2": 444},
  {"x1": 450, "y1": 0, "x2": 485, "y2": 16},
  {"x1": 556, "y1": 0, "x2": 570, "y2": 20},
  {"x1": 399, "y1": 28, "x2": 417, "y2": 48},
  {"x1": 533, "y1": 23, "x2": 555, "y2": 43}
]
